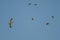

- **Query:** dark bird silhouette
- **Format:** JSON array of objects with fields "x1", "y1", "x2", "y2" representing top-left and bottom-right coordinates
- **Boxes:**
[
  {"x1": 9, "y1": 18, "x2": 13, "y2": 28},
  {"x1": 34, "y1": 4, "x2": 38, "y2": 6},
  {"x1": 46, "y1": 22, "x2": 49, "y2": 25},
  {"x1": 51, "y1": 16, "x2": 54, "y2": 19},
  {"x1": 28, "y1": 3, "x2": 32, "y2": 5},
  {"x1": 32, "y1": 18, "x2": 34, "y2": 21}
]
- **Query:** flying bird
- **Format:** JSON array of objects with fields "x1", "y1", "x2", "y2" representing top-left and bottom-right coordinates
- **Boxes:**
[
  {"x1": 46, "y1": 22, "x2": 49, "y2": 25},
  {"x1": 34, "y1": 4, "x2": 38, "y2": 6},
  {"x1": 28, "y1": 3, "x2": 32, "y2": 5},
  {"x1": 9, "y1": 18, "x2": 13, "y2": 28},
  {"x1": 51, "y1": 16, "x2": 54, "y2": 19},
  {"x1": 32, "y1": 18, "x2": 34, "y2": 21}
]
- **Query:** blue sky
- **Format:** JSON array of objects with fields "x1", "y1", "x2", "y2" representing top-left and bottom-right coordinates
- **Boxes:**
[{"x1": 0, "y1": 0, "x2": 60, "y2": 40}]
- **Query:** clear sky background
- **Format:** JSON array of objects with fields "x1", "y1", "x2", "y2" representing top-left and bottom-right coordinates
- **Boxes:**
[{"x1": 0, "y1": 0, "x2": 60, "y2": 40}]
